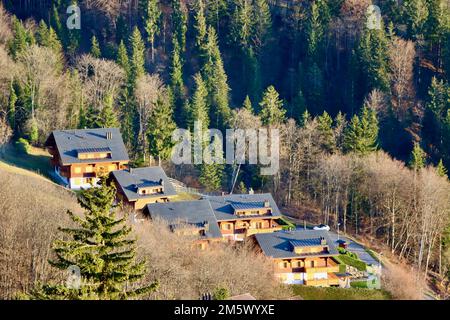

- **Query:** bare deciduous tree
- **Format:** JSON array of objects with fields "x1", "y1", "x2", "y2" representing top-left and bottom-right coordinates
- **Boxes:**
[
  {"x1": 77, "y1": 54, "x2": 125, "y2": 112},
  {"x1": 388, "y1": 37, "x2": 416, "y2": 121},
  {"x1": 135, "y1": 74, "x2": 165, "y2": 163}
]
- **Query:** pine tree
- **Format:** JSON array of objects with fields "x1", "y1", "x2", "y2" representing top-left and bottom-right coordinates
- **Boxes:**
[
  {"x1": 8, "y1": 16, "x2": 32, "y2": 59},
  {"x1": 344, "y1": 106, "x2": 379, "y2": 155},
  {"x1": 194, "y1": 0, "x2": 208, "y2": 57},
  {"x1": 36, "y1": 20, "x2": 49, "y2": 46},
  {"x1": 90, "y1": 35, "x2": 101, "y2": 58},
  {"x1": 50, "y1": 3, "x2": 64, "y2": 45},
  {"x1": 305, "y1": 0, "x2": 324, "y2": 62},
  {"x1": 98, "y1": 94, "x2": 120, "y2": 128},
  {"x1": 188, "y1": 73, "x2": 210, "y2": 131},
  {"x1": 229, "y1": 0, "x2": 253, "y2": 49},
  {"x1": 117, "y1": 40, "x2": 131, "y2": 77},
  {"x1": 205, "y1": 0, "x2": 228, "y2": 33},
  {"x1": 172, "y1": 0, "x2": 187, "y2": 52},
  {"x1": 199, "y1": 136, "x2": 224, "y2": 191},
  {"x1": 317, "y1": 111, "x2": 336, "y2": 153},
  {"x1": 437, "y1": 159, "x2": 448, "y2": 178},
  {"x1": 143, "y1": 0, "x2": 161, "y2": 63},
  {"x1": 25, "y1": 178, "x2": 158, "y2": 300},
  {"x1": 425, "y1": 0, "x2": 447, "y2": 44},
  {"x1": 170, "y1": 39, "x2": 185, "y2": 126},
  {"x1": 427, "y1": 77, "x2": 449, "y2": 119},
  {"x1": 252, "y1": 0, "x2": 272, "y2": 53},
  {"x1": 356, "y1": 21, "x2": 390, "y2": 95},
  {"x1": 300, "y1": 109, "x2": 312, "y2": 127},
  {"x1": 404, "y1": 0, "x2": 429, "y2": 39},
  {"x1": 7, "y1": 82, "x2": 17, "y2": 131},
  {"x1": 202, "y1": 26, "x2": 231, "y2": 129},
  {"x1": 242, "y1": 95, "x2": 254, "y2": 114},
  {"x1": 259, "y1": 85, "x2": 286, "y2": 126},
  {"x1": 147, "y1": 90, "x2": 177, "y2": 164},
  {"x1": 129, "y1": 27, "x2": 146, "y2": 85},
  {"x1": 409, "y1": 142, "x2": 427, "y2": 171}
]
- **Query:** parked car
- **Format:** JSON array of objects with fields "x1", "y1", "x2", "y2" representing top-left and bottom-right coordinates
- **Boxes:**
[{"x1": 313, "y1": 224, "x2": 330, "y2": 231}]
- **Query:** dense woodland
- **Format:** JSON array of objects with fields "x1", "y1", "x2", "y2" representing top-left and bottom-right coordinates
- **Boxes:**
[{"x1": 0, "y1": 0, "x2": 450, "y2": 294}]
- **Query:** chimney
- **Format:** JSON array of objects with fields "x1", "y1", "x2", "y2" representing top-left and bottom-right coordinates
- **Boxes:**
[
  {"x1": 159, "y1": 178, "x2": 164, "y2": 186},
  {"x1": 320, "y1": 236, "x2": 327, "y2": 245},
  {"x1": 106, "y1": 131, "x2": 112, "y2": 140},
  {"x1": 203, "y1": 221, "x2": 209, "y2": 232},
  {"x1": 248, "y1": 188, "x2": 254, "y2": 195},
  {"x1": 129, "y1": 167, "x2": 133, "y2": 174},
  {"x1": 264, "y1": 199, "x2": 270, "y2": 208}
]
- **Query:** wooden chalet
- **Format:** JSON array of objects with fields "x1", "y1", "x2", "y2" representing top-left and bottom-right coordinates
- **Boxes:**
[
  {"x1": 110, "y1": 166, "x2": 177, "y2": 210},
  {"x1": 254, "y1": 230, "x2": 342, "y2": 287},
  {"x1": 45, "y1": 128, "x2": 129, "y2": 189},
  {"x1": 204, "y1": 193, "x2": 283, "y2": 241},
  {"x1": 144, "y1": 200, "x2": 223, "y2": 249}
]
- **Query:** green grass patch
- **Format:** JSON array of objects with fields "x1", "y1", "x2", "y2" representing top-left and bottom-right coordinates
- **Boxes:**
[
  {"x1": 335, "y1": 254, "x2": 367, "y2": 271},
  {"x1": 0, "y1": 143, "x2": 52, "y2": 179},
  {"x1": 277, "y1": 217, "x2": 296, "y2": 230},
  {"x1": 350, "y1": 281, "x2": 369, "y2": 289},
  {"x1": 173, "y1": 192, "x2": 201, "y2": 201},
  {"x1": 292, "y1": 285, "x2": 390, "y2": 300}
]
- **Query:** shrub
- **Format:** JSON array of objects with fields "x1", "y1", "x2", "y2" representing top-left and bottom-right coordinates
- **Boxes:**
[
  {"x1": 15, "y1": 138, "x2": 30, "y2": 154},
  {"x1": 213, "y1": 287, "x2": 230, "y2": 300}
]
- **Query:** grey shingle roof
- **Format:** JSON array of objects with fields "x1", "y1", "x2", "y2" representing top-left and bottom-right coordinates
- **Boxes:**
[
  {"x1": 202, "y1": 193, "x2": 281, "y2": 221},
  {"x1": 145, "y1": 200, "x2": 222, "y2": 239},
  {"x1": 254, "y1": 230, "x2": 339, "y2": 259},
  {"x1": 111, "y1": 167, "x2": 177, "y2": 201},
  {"x1": 45, "y1": 128, "x2": 129, "y2": 165}
]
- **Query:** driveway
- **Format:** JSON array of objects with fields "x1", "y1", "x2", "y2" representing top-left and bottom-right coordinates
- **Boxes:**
[
  {"x1": 327, "y1": 232, "x2": 380, "y2": 267},
  {"x1": 293, "y1": 222, "x2": 380, "y2": 266}
]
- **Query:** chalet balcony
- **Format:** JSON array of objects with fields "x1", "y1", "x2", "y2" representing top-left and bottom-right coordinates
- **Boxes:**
[
  {"x1": 304, "y1": 273, "x2": 340, "y2": 287},
  {"x1": 304, "y1": 259, "x2": 340, "y2": 274},
  {"x1": 246, "y1": 225, "x2": 283, "y2": 236}
]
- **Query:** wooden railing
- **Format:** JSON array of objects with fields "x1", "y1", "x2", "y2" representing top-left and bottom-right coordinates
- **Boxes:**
[{"x1": 304, "y1": 273, "x2": 340, "y2": 287}]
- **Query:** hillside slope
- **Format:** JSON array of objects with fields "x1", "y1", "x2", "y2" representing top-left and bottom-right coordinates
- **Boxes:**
[{"x1": 0, "y1": 167, "x2": 80, "y2": 299}]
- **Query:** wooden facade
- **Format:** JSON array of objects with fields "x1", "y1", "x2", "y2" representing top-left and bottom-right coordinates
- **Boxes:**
[
  {"x1": 47, "y1": 144, "x2": 128, "y2": 189},
  {"x1": 219, "y1": 218, "x2": 282, "y2": 241},
  {"x1": 113, "y1": 180, "x2": 174, "y2": 211},
  {"x1": 273, "y1": 256, "x2": 340, "y2": 286}
]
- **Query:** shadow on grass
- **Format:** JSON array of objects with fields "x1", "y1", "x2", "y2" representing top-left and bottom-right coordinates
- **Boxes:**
[{"x1": 0, "y1": 143, "x2": 53, "y2": 180}]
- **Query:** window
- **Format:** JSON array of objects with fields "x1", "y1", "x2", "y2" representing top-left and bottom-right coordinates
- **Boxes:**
[
  {"x1": 311, "y1": 261, "x2": 315, "y2": 268},
  {"x1": 222, "y1": 223, "x2": 232, "y2": 230},
  {"x1": 256, "y1": 222, "x2": 264, "y2": 229},
  {"x1": 74, "y1": 167, "x2": 81, "y2": 174}
]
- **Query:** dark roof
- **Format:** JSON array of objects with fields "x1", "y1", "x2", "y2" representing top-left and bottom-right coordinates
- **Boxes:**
[
  {"x1": 146, "y1": 200, "x2": 222, "y2": 239},
  {"x1": 254, "y1": 230, "x2": 339, "y2": 259},
  {"x1": 290, "y1": 238, "x2": 325, "y2": 248},
  {"x1": 203, "y1": 193, "x2": 281, "y2": 221},
  {"x1": 76, "y1": 147, "x2": 111, "y2": 154},
  {"x1": 111, "y1": 167, "x2": 177, "y2": 201},
  {"x1": 45, "y1": 128, "x2": 129, "y2": 165}
]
